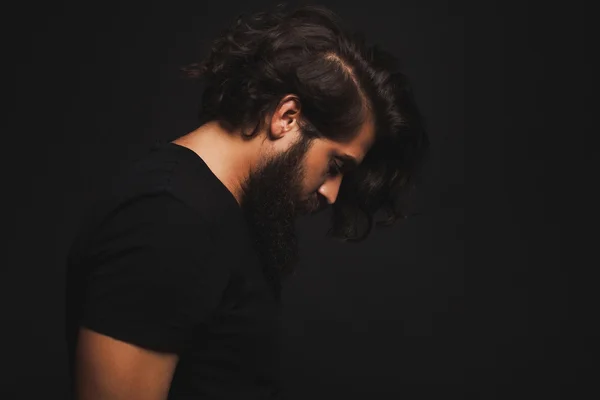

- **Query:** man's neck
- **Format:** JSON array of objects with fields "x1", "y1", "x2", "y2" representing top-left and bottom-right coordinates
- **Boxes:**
[{"x1": 172, "y1": 121, "x2": 262, "y2": 205}]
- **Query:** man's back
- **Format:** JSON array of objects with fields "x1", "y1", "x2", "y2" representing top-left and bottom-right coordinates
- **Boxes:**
[{"x1": 65, "y1": 142, "x2": 283, "y2": 399}]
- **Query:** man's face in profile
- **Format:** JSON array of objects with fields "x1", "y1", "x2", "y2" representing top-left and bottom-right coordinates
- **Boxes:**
[{"x1": 239, "y1": 117, "x2": 374, "y2": 276}]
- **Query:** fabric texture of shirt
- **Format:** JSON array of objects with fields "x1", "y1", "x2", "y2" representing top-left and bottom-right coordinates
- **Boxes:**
[{"x1": 65, "y1": 141, "x2": 283, "y2": 399}]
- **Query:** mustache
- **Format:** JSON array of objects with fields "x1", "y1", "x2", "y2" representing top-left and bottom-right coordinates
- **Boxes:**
[{"x1": 301, "y1": 193, "x2": 328, "y2": 214}]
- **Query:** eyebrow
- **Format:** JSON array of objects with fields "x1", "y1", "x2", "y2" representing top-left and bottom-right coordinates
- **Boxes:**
[{"x1": 336, "y1": 153, "x2": 360, "y2": 171}]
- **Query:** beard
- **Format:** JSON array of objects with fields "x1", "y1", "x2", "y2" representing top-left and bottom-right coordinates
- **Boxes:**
[{"x1": 238, "y1": 134, "x2": 324, "y2": 292}]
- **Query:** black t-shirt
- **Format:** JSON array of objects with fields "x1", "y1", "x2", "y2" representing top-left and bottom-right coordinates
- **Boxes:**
[{"x1": 65, "y1": 142, "x2": 283, "y2": 399}]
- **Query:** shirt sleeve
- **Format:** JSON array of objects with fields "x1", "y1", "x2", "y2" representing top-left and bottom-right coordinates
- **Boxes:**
[{"x1": 79, "y1": 191, "x2": 229, "y2": 354}]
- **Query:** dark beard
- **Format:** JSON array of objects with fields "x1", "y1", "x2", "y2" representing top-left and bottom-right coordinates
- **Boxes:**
[{"x1": 238, "y1": 135, "x2": 317, "y2": 294}]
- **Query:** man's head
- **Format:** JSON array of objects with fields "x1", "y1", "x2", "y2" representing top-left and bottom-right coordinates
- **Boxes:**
[
  {"x1": 242, "y1": 93, "x2": 376, "y2": 213},
  {"x1": 235, "y1": 94, "x2": 375, "y2": 283},
  {"x1": 186, "y1": 5, "x2": 429, "y2": 280}
]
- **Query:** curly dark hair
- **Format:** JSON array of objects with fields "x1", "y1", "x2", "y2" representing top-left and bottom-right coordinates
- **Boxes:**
[{"x1": 183, "y1": 4, "x2": 430, "y2": 242}]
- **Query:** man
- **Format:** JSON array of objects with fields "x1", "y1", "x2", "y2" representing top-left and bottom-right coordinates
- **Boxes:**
[{"x1": 65, "y1": 5, "x2": 429, "y2": 400}]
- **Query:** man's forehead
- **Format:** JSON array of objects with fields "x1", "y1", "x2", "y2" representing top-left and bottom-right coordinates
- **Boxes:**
[{"x1": 342, "y1": 118, "x2": 376, "y2": 164}]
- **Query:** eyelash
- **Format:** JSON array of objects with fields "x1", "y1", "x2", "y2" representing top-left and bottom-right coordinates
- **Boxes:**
[{"x1": 328, "y1": 160, "x2": 342, "y2": 176}]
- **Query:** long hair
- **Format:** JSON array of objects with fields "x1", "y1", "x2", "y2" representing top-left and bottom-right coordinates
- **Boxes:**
[{"x1": 183, "y1": 4, "x2": 430, "y2": 242}]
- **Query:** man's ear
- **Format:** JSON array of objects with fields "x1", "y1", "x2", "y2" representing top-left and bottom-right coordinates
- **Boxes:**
[{"x1": 269, "y1": 94, "x2": 301, "y2": 139}]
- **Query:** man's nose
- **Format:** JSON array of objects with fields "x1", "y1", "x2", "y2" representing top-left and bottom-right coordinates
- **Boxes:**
[{"x1": 318, "y1": 175, "x2": 343, "y2": 205}]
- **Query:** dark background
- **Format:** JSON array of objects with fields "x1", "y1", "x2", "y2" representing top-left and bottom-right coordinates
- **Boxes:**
[{"x1": 4, "y1": 0, "x2": 591, "y2": 398}]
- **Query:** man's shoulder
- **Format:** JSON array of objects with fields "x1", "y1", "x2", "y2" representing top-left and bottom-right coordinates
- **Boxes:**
[
  {"x1": 109, "y1": 142, "x2": 236, "y2": 222},
  {"x1": 70, "y1": 141, "x2": 246, "y2": 260}
]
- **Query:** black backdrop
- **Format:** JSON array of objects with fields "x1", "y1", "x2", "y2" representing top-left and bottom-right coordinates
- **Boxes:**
[{"x1": 5, "y1": 0, "x2": 591, "y2": 398}]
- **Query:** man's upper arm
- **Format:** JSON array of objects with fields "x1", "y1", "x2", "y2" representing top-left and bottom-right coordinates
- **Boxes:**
[
  {"x1": 75, "y1": 327, "x2": 178, "y2": 400},
  {"x1": 72, "y1": 192, "x2": 230, "y2": 399}
]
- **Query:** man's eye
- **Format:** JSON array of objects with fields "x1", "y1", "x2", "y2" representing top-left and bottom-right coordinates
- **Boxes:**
[{"x1": 328, "y1": 161, "x2": 342, "y2": 176}]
